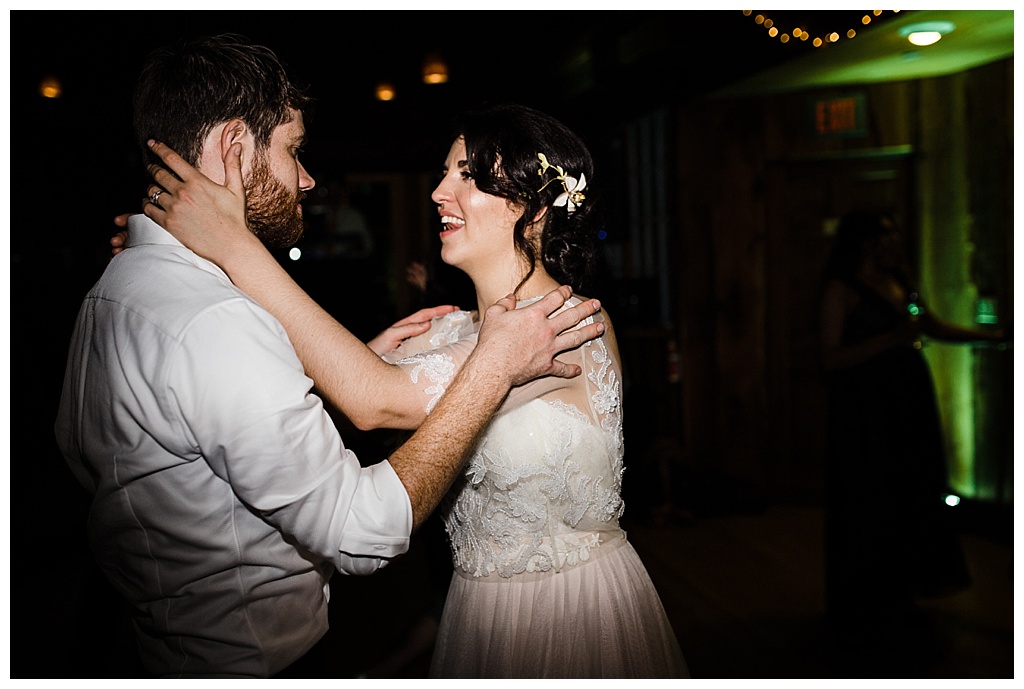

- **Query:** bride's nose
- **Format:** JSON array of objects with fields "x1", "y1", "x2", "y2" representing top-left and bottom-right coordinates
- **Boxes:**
[{"x1": 431, "y1": 178, "x2": 450, "y2": 205}]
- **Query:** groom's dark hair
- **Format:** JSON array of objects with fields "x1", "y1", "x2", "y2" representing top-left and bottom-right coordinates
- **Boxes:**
[{"x1": 132, "y1": 33, "x2": 311, "y2": 168}]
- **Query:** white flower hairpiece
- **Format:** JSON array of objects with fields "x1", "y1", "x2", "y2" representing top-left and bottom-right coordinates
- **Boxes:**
[{"x1": 536, "y1": 152, "x2": 587, "y2": 215}]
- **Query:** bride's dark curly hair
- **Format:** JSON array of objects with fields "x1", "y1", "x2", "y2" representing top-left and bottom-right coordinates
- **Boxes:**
[{"x1": 452, "y1": 104, "x2": 599, "y2": 295}]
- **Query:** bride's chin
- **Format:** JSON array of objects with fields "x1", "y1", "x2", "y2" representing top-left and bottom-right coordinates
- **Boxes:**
[{"x1": 439, "y1": 246, "x2": 460, "y2": 268}]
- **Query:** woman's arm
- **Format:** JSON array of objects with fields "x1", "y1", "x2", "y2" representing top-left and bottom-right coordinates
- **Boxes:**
[
  {"x1": 920, "y1": 310, "x2": 1006, "y2": 344},
  {"x1": 140, "y1": 140, "x2": 440, "y2": 430}
]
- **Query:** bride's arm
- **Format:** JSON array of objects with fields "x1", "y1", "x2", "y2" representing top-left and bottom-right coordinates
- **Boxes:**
[{"x1": 141, "y1": 140, "x2": 436, "y2": 431}]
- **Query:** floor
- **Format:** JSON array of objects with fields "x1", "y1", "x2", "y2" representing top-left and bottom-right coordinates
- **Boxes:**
[{"x1": 627, "y1": 507, "x2": 1014, "y2": 679}]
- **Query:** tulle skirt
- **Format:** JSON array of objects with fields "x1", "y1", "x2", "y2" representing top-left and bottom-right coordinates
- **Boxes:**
[{"x1": 429, "y1": 535, "x2": 688, "y2": 678}]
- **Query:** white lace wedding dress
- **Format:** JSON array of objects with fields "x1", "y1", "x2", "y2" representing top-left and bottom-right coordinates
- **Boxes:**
[{"x1": 383, "y1": 298, "x2": 688, "y2": 678}]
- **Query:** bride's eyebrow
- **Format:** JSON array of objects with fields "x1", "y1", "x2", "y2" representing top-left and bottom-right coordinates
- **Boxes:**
[{"x1": 441, "y1": 159, "x2": 471, "y2": 173}]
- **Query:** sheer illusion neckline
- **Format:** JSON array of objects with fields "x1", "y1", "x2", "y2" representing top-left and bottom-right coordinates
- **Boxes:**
[{"x1": 515, "y1": 295, "x2": 545, "y2": 307}]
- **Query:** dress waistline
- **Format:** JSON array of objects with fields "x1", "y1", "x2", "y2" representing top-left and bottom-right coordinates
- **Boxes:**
[{"x1": 453, "y1": 529, "x2": 628, "y2": 583}]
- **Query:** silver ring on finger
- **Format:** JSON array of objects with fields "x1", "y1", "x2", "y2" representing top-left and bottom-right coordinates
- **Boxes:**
[{"x1": 149, "y1": 189, "x2": 164, "y2": 206}]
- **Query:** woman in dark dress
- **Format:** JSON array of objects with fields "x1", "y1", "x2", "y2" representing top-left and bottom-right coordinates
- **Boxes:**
[{"x1": 817, "y1": 210, "x2": 1003, "y2": 635}]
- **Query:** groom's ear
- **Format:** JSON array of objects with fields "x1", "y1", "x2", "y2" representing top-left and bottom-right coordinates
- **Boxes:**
[
  {"x1": 197, "y1": 119, "x2": 252, "y2": 183},
  {"x1": 219, "y1": 118, "x2": 251, "y2": 167}
]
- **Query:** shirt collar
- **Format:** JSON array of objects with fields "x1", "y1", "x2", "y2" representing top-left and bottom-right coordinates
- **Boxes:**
[
  {"x1": 123, "y1": 213, "x2": 235, "y2": 282},
  {"x1": 125, "y1": 213, "x2": 187, "y2": 249}
]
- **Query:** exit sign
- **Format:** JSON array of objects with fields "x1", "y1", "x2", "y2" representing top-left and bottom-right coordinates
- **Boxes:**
[{"x1": 810, "y1": 93, "x2": 867, "y2": 138}]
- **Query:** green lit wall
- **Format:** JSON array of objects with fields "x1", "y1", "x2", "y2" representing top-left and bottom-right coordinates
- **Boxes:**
[
  {"x1": 917, "y1": 72, "x2": 973, "y2": 496},
  {"x1": 915, "y1": 67, "x2": 1012, "y2": 502}
]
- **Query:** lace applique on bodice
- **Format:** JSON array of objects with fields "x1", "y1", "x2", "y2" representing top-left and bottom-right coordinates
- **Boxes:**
[
  {"x1": 447, "y1": 395, "x2": 624, "y2": 578},
  {"x1": 388, "y1": 303, "x2": 626, "y2": 579}
]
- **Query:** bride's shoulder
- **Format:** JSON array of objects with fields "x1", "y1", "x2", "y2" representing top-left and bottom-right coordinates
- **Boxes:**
[
  {"x1": 566, "y1": 294, "x2": 615, "y2": 330},
  {"x1": 572, "y1": 295, "x2": 620, "y2": 362},
  {"x1": 419, "y1": 309, "x2": 477, "y2": 349}
]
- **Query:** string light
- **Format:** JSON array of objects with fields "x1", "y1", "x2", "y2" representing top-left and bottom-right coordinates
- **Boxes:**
[{"x1": 741, "y1": 10, "x2": 900, "y2": 48}]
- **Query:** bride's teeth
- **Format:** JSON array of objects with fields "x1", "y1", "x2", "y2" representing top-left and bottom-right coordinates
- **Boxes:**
[{"x1": 442, "y1": 216, "x2": 465, "y2": 226}]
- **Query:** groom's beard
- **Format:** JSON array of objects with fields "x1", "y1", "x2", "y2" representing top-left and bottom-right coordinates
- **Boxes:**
[{"x1": 246, "y1": 157, "x2": 306, "y2": 249}]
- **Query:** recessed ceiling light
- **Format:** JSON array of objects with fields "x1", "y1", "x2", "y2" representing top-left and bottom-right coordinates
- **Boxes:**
[{"x1": 898, "y1": 20, "x2": 956, "y2": 47}]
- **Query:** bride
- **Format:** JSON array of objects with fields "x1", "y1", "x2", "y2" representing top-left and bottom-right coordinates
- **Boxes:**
[{"x1": 129, "y1": 104, "x2": 688, "y2": 678}]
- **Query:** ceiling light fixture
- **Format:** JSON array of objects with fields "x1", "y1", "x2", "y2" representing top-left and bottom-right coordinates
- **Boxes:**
[
  {"x1": 898, "y1": 20, "x2": 956, "y2": 47},
  {"x1": 375, "y1": 82, "x2": 396, "y2": 102},
  {"x1": 422, "y1": 53, "x2": 449, "y2": 85},
  {"x1": 39, "y1": 76, "x2": 62, "y2": 98}
]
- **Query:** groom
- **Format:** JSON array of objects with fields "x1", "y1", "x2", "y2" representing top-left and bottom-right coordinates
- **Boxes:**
[{"x1": 55, "y1": 33, "x2": 602, "y2": 678}]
